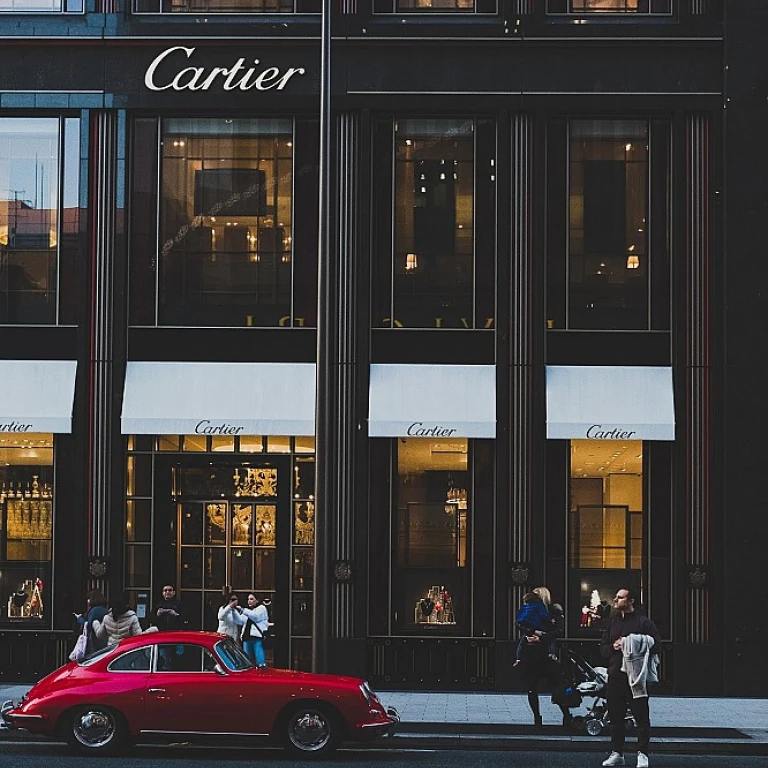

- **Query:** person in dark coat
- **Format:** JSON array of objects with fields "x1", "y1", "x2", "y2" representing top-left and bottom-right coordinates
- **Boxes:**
[
  {"x1": 75, "y1": 588, "x2": 109, "y2": 654},
  {"x1": 151, "y1": 584, "x2": 184, "y2": 631},
  {"x1": 513, "y1": 585, "x2": 562, "y2": 727},
  {"x1": 599, "y1": 587, "x2": 662, "y2": 768}
]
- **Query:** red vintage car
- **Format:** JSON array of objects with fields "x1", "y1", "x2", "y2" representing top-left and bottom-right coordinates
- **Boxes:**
[{"x1": 2, "y1": 631, "x2": 398, "y2": 757}]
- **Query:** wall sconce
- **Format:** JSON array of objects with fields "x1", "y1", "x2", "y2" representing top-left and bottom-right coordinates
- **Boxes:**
[
  {"x1": 626, "y1": 254, "x2": 640, "y2": 269},
  {"x1": 405, "y1": 253, "x2": 418, "y2": 272}
]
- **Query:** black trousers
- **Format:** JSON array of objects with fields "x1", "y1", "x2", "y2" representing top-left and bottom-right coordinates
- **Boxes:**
[{"x1": 607, "y1": 672, "x2": 651, "y2": 755}]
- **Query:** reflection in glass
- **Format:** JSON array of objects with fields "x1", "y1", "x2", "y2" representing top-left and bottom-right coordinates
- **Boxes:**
[
  {"x1": 568, "y1": 120, "x2": 649, "y2": 329},
  {"x1": 204, "y1": 546, "x2": 226, "y2": 589},
  {"x1": 230, "y1": 546, "x2": 252, "y2": 589},
  {"x1": 159, "y1": 119, "x2": 294, "y2": 327},
  {"x1": 181, "y1": 503, "x2": 204, "y2": 545},
  {"x1": 291, "y1": 593, "x2": 312, "y2": 635},
  {"x1": 392, "y1": 120, "x2": 474, "y2": 328},
  {"x1": 254, "y1": 548, "x2": 276, "y2": 591},
  {"x1": 293, "y1": 548, "x2": 313, "y2": 589},
  {"x1": 0, "y1": 118, "x2": 61, "y2": 323},
  {"x1": 547, "y1": 0, "x2": 671, "y2": 12}
]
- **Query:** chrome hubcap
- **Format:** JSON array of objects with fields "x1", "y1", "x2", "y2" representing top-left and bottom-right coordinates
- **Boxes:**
[
  {"x1": 288, "y1": 710, "x2": 330, "y2": 751},
  {"x1": 72, "y1": 709, "x2": 116, "y2": 748}
]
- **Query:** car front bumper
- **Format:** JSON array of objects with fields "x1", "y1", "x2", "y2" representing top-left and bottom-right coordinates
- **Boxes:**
[{"x1": 358, "y1": 705, "x2": 400, "y2": 739}]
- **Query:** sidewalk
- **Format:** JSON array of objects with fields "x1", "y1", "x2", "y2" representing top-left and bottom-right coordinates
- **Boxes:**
[{"x1": 3, "y1": 683, "x2": 767, "y2": 755}]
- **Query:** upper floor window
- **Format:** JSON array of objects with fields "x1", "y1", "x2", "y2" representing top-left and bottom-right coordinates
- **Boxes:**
[
  {"x1": 547, "y1": 0, "x2": 671, "y2": 13},
  {"x1": 373, "y1": 0, "x2": 495, "y2": 13},
  {"x1": 0, "y1": 0, "x2": 82, "y2": 11},
  {"x1": 134, "y1": 0, "x2": 318, "y2": 12},
  {"x1": 372, "y1": 118, "x2": 496, "y2": 330},
  {"x1": 546, "y1": 118, "x2": 671, "y2": 332},
  {"x1": 0, "y1": 118, "x2": 81, "y2": 325}
]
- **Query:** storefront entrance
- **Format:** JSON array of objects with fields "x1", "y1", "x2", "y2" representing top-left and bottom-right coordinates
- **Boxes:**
[{"x1": 125, "y1": 436, "x2": 316, "y2": 672}]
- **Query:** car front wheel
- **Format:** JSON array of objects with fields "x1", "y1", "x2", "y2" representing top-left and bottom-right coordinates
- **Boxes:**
[
  {"x1": 282, "y1": 704, "x2": 340, "y2": 758},
  {"x1": 65, "y1": 705, "x2": 126, "y2": 753}
]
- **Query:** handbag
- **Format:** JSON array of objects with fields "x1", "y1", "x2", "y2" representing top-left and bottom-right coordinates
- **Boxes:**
[{"x1": 69, "y1": 623, "x2": 89, "y2": 662}]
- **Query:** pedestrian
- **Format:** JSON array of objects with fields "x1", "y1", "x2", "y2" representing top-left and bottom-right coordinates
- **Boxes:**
[
  {"x1": 217, "y1": 585, "x2": 245, "y2": 641},
  {"x1": 240, "y1": 592, "x2": 270, "y2": 668},
  {"x1": 151, "y1": 584, "x2": 184, "y2": 631},
  {"x1": 599, "y1": 587, "x2": 662, "y2": 768},
  {"x1": 513, "y1": 585, "x2": 562, "y2": 727},
  {"x1": 93, "y1": 591, "x2": 158, "y2": 646},
  {"x1": 74, "y1": 588, "x2": 109, "y2": 654}
]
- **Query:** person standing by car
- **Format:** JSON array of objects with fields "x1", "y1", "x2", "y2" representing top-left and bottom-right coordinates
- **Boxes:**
[
  {"x1": 152, "y1": 584, "x2": 184, "y2": 631},
  {"x1": 93, "y1": 592, "x2": 158, "y2": 646},
  {"x1": 599, "y1": 587, "x2": 662, "y2": 768},
  {"x1": 74, "y1": 588, "x2": 109, "y2": 654},
  {"x1": 217, "y1": 585, "x2": 245, "y2": 641},
  {"x1": 240, "y1": 592, "x2": 270, "y2": 668}
]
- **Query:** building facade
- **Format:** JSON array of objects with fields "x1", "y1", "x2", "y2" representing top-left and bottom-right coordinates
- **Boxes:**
[{"x1": 0, "y1": 0, "x2": 752, "y2": 695}]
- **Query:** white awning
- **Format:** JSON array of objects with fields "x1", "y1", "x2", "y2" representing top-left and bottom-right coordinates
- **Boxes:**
[
  {"x1": 0, "y1": 360, "x2": 77, "y2": 434},
  {"x1": 368, "y1": 364, "x2": 496, "y2": 438},
  {"x1": 546, "y1": 365, "x2": 675, "y2": 441},
  {"x1": 121, "y1": 362, "x2": 316, "y2": 436}
]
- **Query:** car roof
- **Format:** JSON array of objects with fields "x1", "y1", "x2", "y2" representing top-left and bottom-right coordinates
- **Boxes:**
[{"x1": 116, "y1": 630, "x2": 225, "y2": 649}]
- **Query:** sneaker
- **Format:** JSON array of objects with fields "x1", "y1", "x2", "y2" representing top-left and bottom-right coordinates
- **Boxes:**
[
  {"x1": 637, "y1": 753, "x2": 649, "y2": 768},
  {"x1": 602, "y1": 753, "x2": 625, "y2": 767}
]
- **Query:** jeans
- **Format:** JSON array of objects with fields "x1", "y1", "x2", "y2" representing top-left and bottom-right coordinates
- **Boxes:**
[
  {"x1": 243, "y1": 637, "x2": 266, "y2": 667},
  {"x1": 607, "y1": 672, "x2": 651, "y2": 754}
]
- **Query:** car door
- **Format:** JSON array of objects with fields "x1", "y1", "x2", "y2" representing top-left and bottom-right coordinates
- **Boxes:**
[{"x1": 141, "y1": 642, "x2": 233, "y2": 735}]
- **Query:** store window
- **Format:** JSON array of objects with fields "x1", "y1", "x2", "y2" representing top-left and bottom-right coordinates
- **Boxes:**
[
  {"x1": 125, "y1": 434, "x2": 315, "y2": 671},
  {"x1": 158, "y1": 118, "x2": 295, "y2": 328},
  {"x1": 372, "y1": 118, "x2": 496, "y2": 329},
  {"x1": 0, "y1": 434, "x2": 54, "y2": 626},
  {"x1": 568, "y1": 439, "x2": 643, "y2": 637},
  {"x1": 547, "y1": 0, "x2": 671, "y2": 12},
  {"x1": 0, "y1": 117, "x2": 81, "y2": 324},
  {"x1": 0, "y1": 0, "x2": 82, "y2": 11},
  {"x1": 134, "y1": 0, "x2": 318, "y2": 14},
  {"x1": 373, "y1": 0, "x2": 495, "y2": 13}
]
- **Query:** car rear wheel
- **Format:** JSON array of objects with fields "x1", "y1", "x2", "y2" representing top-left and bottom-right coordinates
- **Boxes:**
[
  {"x1": 65, "y1": 705, "x2": 126, "y2": 753},
  {"x1": 281, "y1": 703, "x2": 340, "y2": 758}
]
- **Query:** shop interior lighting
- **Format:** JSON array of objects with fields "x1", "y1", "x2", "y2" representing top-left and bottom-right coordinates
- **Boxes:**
[
  {"x1": 626, "y1": 254, "x2": 640, "y2": 269},
  {"x1": 405, "y1": 253, "x2": 418, "y2": 272}
]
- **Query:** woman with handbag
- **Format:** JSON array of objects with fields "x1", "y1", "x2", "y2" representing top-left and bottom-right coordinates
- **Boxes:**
[
  {"x1": 73, "y1": 588, "x2": 109, "y2": 655},
  {"x1": 240, "y1": 592, "x2": 270, "y2": 668}
]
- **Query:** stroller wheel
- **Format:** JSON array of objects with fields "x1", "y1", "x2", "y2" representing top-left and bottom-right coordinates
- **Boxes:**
[{"x1": 585, "y1": 718, "x2": 604, "y2": 736}]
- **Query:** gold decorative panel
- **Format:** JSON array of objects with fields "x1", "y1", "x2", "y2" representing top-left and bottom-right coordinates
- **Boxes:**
[
  {"x1": 254, "y1": 505, "x2": 276, "y2": 545},
  {"x1": 233, "y1": 467, "x2": 278, "y2": 498}
]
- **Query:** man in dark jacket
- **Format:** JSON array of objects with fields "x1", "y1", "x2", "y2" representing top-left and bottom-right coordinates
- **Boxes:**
[
  {"x1": 152, "y1": 584, "x2": 184, "y2": 631},
  {"x1": 599, "y1": 587, "x2": 661, "y2": 768}
]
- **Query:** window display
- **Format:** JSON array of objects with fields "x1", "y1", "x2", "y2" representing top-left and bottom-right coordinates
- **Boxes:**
[
  {"x1": 0, "y1": 434, "x2": 54, "y2": 624},
  {"x1": 568, "y1": 439, "x2": 643, "y2": 636}
]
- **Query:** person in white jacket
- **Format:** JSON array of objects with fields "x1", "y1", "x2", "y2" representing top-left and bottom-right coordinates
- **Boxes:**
[
  {"x1": 240, "y1": 592, "x2": 270, "y2": 668},
  {"x1": 217, "y1": 587, "x2": 246, "y2": 641},
  {"x1": 93, "y1": 594, "x2": 158, "y2": 646}
]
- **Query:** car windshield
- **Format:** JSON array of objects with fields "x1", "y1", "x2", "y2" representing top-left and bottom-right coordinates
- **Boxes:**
[
  {"x1": 215, "y1": 638, "x2": 255, "y2": 671},
  {"x1": 79, "y1": 643, "x2": 119, "y2": 666}
]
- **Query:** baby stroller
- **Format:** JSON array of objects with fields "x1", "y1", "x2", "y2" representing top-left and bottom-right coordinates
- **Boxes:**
[{"x1": 552, "y1": 647, "x2": 635, "y2": 736}]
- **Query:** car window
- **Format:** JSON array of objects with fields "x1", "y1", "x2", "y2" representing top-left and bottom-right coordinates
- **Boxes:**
[
  {"x1": 108, "y1": 647, "x2": 152, "y2": 672},
  {"x1": 79, "y1": 643, "x2": 118, "y2": 666},
  {"x1": 215, "y1": 638, "x2": 254, "y2": 671},
  {"x1": 154, "y1": 643, "x2": 216, "y2": 672}
]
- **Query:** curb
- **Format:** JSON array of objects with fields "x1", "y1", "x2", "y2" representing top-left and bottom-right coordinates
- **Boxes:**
[{"x1": 2, "y1": 729, "x2": 768, "y2": 756}]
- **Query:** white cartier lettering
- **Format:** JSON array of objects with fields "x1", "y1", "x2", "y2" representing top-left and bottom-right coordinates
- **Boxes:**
[
  {"x1": 144, "y1": 46, "x2": 306, "y2": 93},
  {"x1": 407, "y1": 422, "x2": 457, "y2": 437},
  {"x1": 195, "y1": 420, "x2": 244, "y2": 435},
  {"x1": 0, "y1": 422, "x2": 33, "y2": 433},
  {"x1": 586, "y1": 424, "x2": 637, "y2": 440}
]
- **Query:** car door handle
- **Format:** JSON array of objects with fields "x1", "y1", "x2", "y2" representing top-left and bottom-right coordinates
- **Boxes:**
[{"x1": 147, "y1": 688, "x2": 166, "y2": 694}]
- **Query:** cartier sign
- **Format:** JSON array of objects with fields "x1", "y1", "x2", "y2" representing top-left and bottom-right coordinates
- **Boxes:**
[{"x1": 144, "y1": 46, "x2": 306, "y2": 92}]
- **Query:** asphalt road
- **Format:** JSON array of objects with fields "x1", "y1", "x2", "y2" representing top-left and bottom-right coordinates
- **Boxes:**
[{"x1": 0, "y1": 745, "x2": 765, "y2": 768}]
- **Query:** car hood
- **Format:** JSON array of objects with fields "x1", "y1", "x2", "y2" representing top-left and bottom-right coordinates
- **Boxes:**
[{"x1": 244, "y1": 667, "x2": 363, "y2": 687}]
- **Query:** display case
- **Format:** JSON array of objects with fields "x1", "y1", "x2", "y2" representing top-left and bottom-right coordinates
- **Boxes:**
[{"x1": 0, "y1": 469, "x2": 53, "y2": 624}]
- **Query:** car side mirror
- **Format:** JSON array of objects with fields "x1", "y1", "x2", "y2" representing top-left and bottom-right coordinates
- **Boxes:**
[{"x1": 213, "y1": 663, "x2": 227, "y2": 676}]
